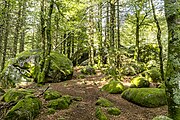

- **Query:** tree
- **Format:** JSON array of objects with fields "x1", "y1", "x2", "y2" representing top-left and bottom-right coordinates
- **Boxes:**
[
  {"x1": 150, "y1": 0, "x2": 164, "y2": 81},
  {"x1": 164, "y1": 0, "x2": 180, "y2": 119}
]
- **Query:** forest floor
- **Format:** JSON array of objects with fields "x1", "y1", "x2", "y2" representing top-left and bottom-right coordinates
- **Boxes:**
[{"x1": 35, "y1": 67, "x2": 168, "y2": 120}]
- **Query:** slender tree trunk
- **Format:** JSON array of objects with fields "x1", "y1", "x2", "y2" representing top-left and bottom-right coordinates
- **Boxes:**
[
  {"x1": 110, "y1": 0, "x2": 115, "y2": 48},
  {"x1": 0, "y1": 24, "x2": 3, "y2": 71},
  {"x1": 151, "y1": 0, "x2": 164, "y2": 81},
  {"x1": 63, "y1": 33, "x2": 66, "y2": 54},
  {"x1": 19, "y1": 0, "x2": 26, "y2": 53},
  {"x1": 13, "y1": 0, "x2": 21, "y2": 57},
  {"x1": 1, "y1": 0, "x2": 10, "y2": 71},
  {"x1": 67, "y1": 32, "x2": 71, "y2": 59},
  {"x1": 164, "y1": 0, "x2": 180, "y2": 119}
]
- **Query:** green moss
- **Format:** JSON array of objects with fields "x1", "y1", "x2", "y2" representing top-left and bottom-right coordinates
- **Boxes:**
[
  {"x1": 121, "y1": 88, "x2": 167, "y2": 108},
  {"x1": 61, "y1": 95, "x2": 72, "y2": 104},
  {"x1": 47, "y1": 97, "x2": 71, "y2": 110},
  {"x1": 101, "y1": 80, "x2": 125, "y2": 94},
  {"x1": 95, "y1": 107, "x2": 108, "y2": 120},
  {"x1": 72, "y1": 96, "x2": 83, "y2": 101},
  {"x1": 152, "y1": 115, "x2": 173, "y2": 120},
  {"x1": 47, "y1": 108, "x2": 56, "y2": 114},
  {"x1": 2, "y1": 89, "x2": 34, "y2": 103},
  {"x1": 107, "y1": 107, "x2": 121, "y2": 116},
  {"x1": 81, "y1": 66, "x2": 96, "y2": 75},
  {"x1": 44, "y1": 90, "x2": 61, "y2": 100},
  {"x1": 130, "y1": 77, "x2": 150, "y2": 88},
  {"x1": 96, "y1": 97, "x2": 113, "y2": 107},
  {"x1": 5, "y1": 97, "x2": 42, "y2": 120}
]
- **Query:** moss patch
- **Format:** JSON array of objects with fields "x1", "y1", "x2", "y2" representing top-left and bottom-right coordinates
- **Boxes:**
[
  {"x1": 44, "y1": 90, "x2": 61, "y2": 100},
  {"x1": 2, "y1": 89, "x2": 35, "y2": 103},
  {"x1": 152, "y1": 115, "x2": 173, "y2": 120},
  {"x1": 130, "y1": 77, "x2": 150, "y2": 88},
  {"x1": 47, "y1": 96, "x2": 72, "y2": 110},
  {"x1": 47, "y1": 108, "x2": 56, "y2": 114},
  {"x1": 95, "y1": 97, "x2": 113, "y2": 107},
  {"x1": 95, "y1": 107, "x2": 108, "y2": 120},
  {"x1": 107, "y1": 107, "x2": 121, "y2": 116},
  {"x1": 101, "y1": 80, "x2": 125, "y2": 94},
  {"x1": 121, "y1": 88, "x2": 167, "y2": 108},
  {"x1": 5, "y1": 97, "x2": 42, "y2": 120}
]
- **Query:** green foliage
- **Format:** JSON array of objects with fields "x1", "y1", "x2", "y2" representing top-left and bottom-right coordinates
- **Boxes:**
[
  {"x1": 47, "y1": 108, "x2": 56, "y2": 114},
  {"x1": 95, "y1": 97, "x2": 113, "y2": 107},
  {"x1": 152, "y1": 115, "x2": 173, "y2": 120},
  {"x1": 95, "y1": 107, "x2": 108, "y2": 120},
  {"x1": 2, "y1": 89, "x2": 35, "y2": 103},
  {"x1": 141, "y1": 68, "x2": 161, "y2": 83},
  {"x1": 122, "y1": 88, "x2": 167, "y2": 108},
  {"x1": 107, "y1": 107, "x2": 121, "y2": 116},
  {"x1": 44, "y1": 90, "x2": 61, "y2": 100},
  {"x1": 0, "y1": 87, "x2": 5, "y2": 96},
  {"x1": 5, "y1": 97, "x2": 42, "y2": 120},
  {"x1": 130, "y1": 77, "x2": 150, "y2": 88},
  {"x1": 139, "y1": 44, "x2": 159, "y2": 63},
  {"x1": 101, "y1": 80, "x2": 125, "y2": 94},
  {"x1": 81, "y1": 66, "x2": 96, "y2": 75}
]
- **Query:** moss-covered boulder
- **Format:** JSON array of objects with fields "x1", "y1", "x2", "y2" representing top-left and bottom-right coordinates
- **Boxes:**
[
  {"x1": 121, "y1": 88, "x2": 167, "y2": 108},
  {"x1": 44, "y1": 90, "x2": 61, "y2": 100},
  {"x1": 81, "y1": 66, "x2": 96, "y2": 75},
  {"x1": 130, "y1": 77, "x2": 150, "y2": 88},
  {"x1": 2, "y1": 89, "x2": 35, "y2": 103},
  {"x1": 101, "y1": 80, "x2": 125, "y2": 94},
  {"x1": 95, "y1": 97, "x2": 113, "y2": 107},
  {"x1": 5, "y1": 97, "x2": 42, "y2": 120},
  {"x1": 142, "y1": 68, "x2": 161, "y2": 83},
  {"x1": 47, "y1": 96, "x2": 72, "y2": 110},
  {"x1": 107, "y1": 107, "x2": 121, "y2": 116},
  {"x1": 95, "y1": 107, "x2": 108, "y2": 120},
  {"x1": 0, "y1": 50, "x2": 73, "y2": 87},
  {"x1": 152, "y1": 115, "x2": 173, "y2": 120}
]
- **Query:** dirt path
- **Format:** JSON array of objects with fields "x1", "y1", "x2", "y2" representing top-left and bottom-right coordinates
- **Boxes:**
[{"x1": 35, "y1": 68, "x2": 167, "y2": 120}]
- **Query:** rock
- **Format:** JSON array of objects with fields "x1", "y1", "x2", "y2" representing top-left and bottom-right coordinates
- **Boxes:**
[
  {"x1": 130, "y1": 77, "x2": 150, "y2": 88},
  {"x1": 44, "y1": 90, "x2": 61, "y2": 100},
  {"x1": 5, "y1": 97, "x2": 42, "y2": 120},
  {"x1": 101, "y1": 80, "x2": 125, "y2": 94},
  {"x1": 81, "y1": 66, "x2": 96, "y2": 75},
  {"x1": 121, "y1": 88, "x2": 167, "y2": 108},
  {"x1": 152, "y1": 115, "x2": 173, "y2": 120},
  {"x1": 47, "y1": 96, "x2": 72, "y2": 110},
  {"x1": 0, "y1": 50, "x2": 73, "y2": 87},
  {"x1": 95, "y1": 107, "x2": 108, "y2": 120},
  {"x1": 95, "y1": 97, "x2": 113, "y2": 107},
  {"x1": 2, "y1": 89, "x2": 35, "y2": 103},
  {"x1": 107, "y1": 107, "x2": 121, "y2": 116}
]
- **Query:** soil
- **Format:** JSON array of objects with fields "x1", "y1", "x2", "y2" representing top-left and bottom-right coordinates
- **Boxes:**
[{"x1": 35, "y1": 67, "x2": 168, "y2": 120}]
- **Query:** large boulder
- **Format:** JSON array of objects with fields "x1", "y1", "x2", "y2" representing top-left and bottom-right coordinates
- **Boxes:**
[
  {"x1": 5, "y1": 97, "x2": 42, "y2": 120},
  {"x1": 122, "y1": 88, "x2": 167, "y2": 108},
  {"x1": 0, "y1": 50, "x2": 73, "y2": 87},
  {"x1": 101, "y1": 80, "x2": 125, "y2": 94},
  {"x1": 130, "y1": 77, "x2": 150, "y2": 88}
]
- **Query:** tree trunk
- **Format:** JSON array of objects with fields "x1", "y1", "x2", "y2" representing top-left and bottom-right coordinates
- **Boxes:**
[
  {"x1": 1, "y1": 0, "x2": 10, "y2": 71},
  {"x1": 151, "y1": 0, "x2": 164, "y2": 81},
  {"x1": 164, "y1": 0, "x2": 180, "y2": 119},
  {"x1": 110, "y1": 0, "x2": 115, "y2": 48}
]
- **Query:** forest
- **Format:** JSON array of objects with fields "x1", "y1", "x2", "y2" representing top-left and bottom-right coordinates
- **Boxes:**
[{"x1": 0, "y1": 0, "x2": 180, "y2": 120}]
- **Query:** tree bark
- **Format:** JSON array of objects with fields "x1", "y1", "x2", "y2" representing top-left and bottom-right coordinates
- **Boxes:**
[{"x1": 164, "y1": 0, "x2": 180, "y2": 119}]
